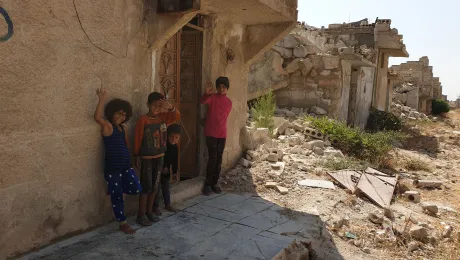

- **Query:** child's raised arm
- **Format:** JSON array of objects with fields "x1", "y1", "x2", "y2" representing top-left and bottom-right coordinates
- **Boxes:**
[{"x1": 94, "y1": 87, "x2": 112, "y2": 136}]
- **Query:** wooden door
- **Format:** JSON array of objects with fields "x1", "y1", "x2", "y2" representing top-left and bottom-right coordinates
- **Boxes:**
[
  {"x1": 179, "y1": 30, "x2": 202, "y2": 179},
  {"x1": 159, "y1": 32, "x2": 181, "y2": 108}
]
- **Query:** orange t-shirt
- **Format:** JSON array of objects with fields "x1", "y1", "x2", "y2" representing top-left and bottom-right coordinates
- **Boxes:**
[{"x1": 134, "y1": 110, "x2": 180, "y2": 159}]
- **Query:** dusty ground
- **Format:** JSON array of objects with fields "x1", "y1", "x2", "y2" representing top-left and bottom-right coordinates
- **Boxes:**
[{"x1": 222, "y1": 109, "x2": 460, "y2": 260}]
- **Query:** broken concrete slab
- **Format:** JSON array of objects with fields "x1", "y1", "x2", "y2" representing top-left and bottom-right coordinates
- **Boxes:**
[
  {"x1": 356, "y1": 173, "x2": 397, "y2": 208},
  {"x1": 298, "y1": 179, "x2": 335, "y2": 190},
  {"x1": 327, "y1": 170, "x2": 361, "y2": 193}
]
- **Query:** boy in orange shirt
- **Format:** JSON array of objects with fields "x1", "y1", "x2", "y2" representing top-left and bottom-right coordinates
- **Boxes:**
[{"x1": 134, "y1": 92, "x2": 180, "y2": 225}]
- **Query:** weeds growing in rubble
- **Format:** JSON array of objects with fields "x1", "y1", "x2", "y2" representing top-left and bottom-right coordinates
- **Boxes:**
[
  {"x1": 404, "y1": 158, "x2": 432, "y2": 172},
  {"x1": 319, "y1": 157, "x2": 368, "y2": 171},
  {"x1": 251, "y1": 91, "x2": 276, "y2": 132},
  {"x1": 306, "y1": 116, "x2": 407, "y2": 164}
]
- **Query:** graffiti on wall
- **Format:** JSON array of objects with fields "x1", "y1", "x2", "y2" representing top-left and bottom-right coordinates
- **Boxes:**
[{"x1": 0, "y1": 7, "x2": 13, "y2": 42}]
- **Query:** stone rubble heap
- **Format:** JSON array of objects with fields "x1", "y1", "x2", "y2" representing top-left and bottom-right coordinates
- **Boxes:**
[{"x1": 391, "y1": 101, "x2": 430, "y2": 121}]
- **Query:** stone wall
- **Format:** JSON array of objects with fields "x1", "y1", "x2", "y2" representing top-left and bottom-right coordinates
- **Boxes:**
[{"x1": 0, "y1": 1, "x2": 151, "y2": 258}]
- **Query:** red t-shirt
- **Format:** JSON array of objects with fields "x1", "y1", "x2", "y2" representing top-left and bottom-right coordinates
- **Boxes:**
[{"x1": 200, "y1": 94, "x2": 232, "y2": 138}]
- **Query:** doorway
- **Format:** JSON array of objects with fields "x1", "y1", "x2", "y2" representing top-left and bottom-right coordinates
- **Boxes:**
[{"x1": 158, "y1": 17, "x2": 204, "y2": 182}]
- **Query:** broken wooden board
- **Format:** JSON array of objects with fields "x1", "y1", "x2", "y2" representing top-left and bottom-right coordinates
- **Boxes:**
[
  {"x1": 356, "y1": 173, "x2": 397, "y2": 208},
  {"x1": 298, "y1": 179, "x2": 335, "y2": 190},
  {"x1": 365, "y1": 167, "x2": 397, "y2": 186},
  {"x1": 327, "y1": 170, "x2": 361, "y2": 193}
]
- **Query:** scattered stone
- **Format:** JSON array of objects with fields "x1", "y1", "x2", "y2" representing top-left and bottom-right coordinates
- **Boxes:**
[
  {"x1": 240, "y1": 158, "x2": 251, "y2": 168},
  {"x1": 276, "y1": 34, "x2": 300, "y2": 48},
  {"x1": 442, "y1": 225, "x2": 453, "y2": 238},
  {"x1": 403, "y1": 191, "x2": 421, "y2": 203},
  {"x1": 267, "y1": 153, "x2": 279, "y2": 162},
  {"x1": 265, "y1": 182, "x2": 278, "y2": 188},
  {"x1": 324, "y1": 140, "x2": 331, "y2": 147},
  {"x1": 271, "y1": 45, "x2": 293, "y2": 59},
  {"x1": 305, "y1": 140, "x2": 325, "y2": 150},
  {"x1": 276, "y1": 185, "x2": 289, "y2": 195},
  {"x1": 368, "y1": 210, "x2": 384, "y2": 224},
  {"x1": 421, "y1": 203, "x2": 438, "y2": 215},
  {"x1": 310, "y1": 106, "x2": 327, "y2": 115},
  {"x1": 290, "y1": 147, "x2": 303, "y2": 154},
  {"x1": 324, "y1": 148, "x2": 344, "y2": 158},
  {"x1": 410, "y1": 225, "x2": 429, "y2": 243},
  {"x1": 313, "y1": 147, "x2": 324, "y2": 155},
  {"x1": 407, "y1": 241, "x2": 420, "y2": 252},
  {"x1": 285, "y1": 110, "x2": 296, "y2": 117},
  {"x1": 270, "y1": 162, "x2": 286, "y2": 176},
  {"x1": 363, "y1": 247, "x2": 371, "y2": 254},
  {"x1": 247, "y1": 150, "x2": 258, "y2": 161},
  {"x1": 384, "y1": 208, "x2": 395, "y2": 220},
  {"x1": 285, "y1": 128, "x2": 296, "y2": 135},
  {"x1": 288, "y1": 136, "x2": 301, "y2": 146}
]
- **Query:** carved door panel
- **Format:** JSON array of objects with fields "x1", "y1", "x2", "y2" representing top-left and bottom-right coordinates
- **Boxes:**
[
  {"x1": 159, "y1": 32, "x2": 181, "y2": 182},
  {"x1": 179, "y1": 30, "x2": 202, "y2": 179},
  {"x1": 159, "y1": 32, "x2": 180, "y2": 108}
]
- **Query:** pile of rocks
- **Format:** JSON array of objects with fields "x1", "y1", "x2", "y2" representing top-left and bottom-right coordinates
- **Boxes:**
[
  {"x1": 391, "y1": 102, "x2": 429, "y2": 121},
  {"x1": 234, "y1": 117, "x2": 344, "y2": 194}
]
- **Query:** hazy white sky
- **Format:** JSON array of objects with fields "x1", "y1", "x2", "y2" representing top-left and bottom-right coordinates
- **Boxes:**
[{"x1": 298, "y1": 0, "x2": 459, "y2": 100}]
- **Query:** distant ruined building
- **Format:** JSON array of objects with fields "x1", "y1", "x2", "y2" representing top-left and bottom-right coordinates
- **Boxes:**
[
  {"x1": 248, "y1": 18, "x2": 410, "y2": 128},
  {"x1": 390, "y1": 56, "x2": 444, "y2": 114}
]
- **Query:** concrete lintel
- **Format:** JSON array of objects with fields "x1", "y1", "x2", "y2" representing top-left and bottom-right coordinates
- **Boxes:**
[
  {"x1": 340, "y1": 53, "x2": 376, "y2": 68},
  {"x1": 379, "y1": 47, "x2": 409, "y2": 58},
  {"x1": 244, "y1": 21, "x2": 296, "y2": 65},
  {"x1": 148, "y1": 11, "x2": 200, "y2": 50}
]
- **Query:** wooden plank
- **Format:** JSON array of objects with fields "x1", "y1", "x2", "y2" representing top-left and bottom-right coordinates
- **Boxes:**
[
  {"x1": 185, "y1": 23, "x2": 204, "y2": 31},
  {"x1": 327, "y1": 170, "x2": 361, "y2": 193},
  {"x1": 298, "y1": 179, "x2": 335, "y2": 190},
  {"x1": 357, "y1": 173, "x2": 396, "y2": 208}
]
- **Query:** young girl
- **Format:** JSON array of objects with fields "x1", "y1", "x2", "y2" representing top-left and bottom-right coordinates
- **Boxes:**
[{"x1": 94, "y1": 87, "x2": 142, "y2": 234}]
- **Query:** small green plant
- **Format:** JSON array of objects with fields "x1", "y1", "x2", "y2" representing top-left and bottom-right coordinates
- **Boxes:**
[
  {"x1": 432, "y1": 99, "x2": 450, "y2": 115},
  {"x1": 404, "y1": 158, "x2": 432, "y2": 172},
  {"x1": 306, "y1": 116, "x2": 407, "y2": 164},
  {"x1": 366, "y1": 108, "x2": 402, "y2": 132},
  {"x1": 251, "y1": 91, "x2": 276, "y2": 132},
  {"x1": 319, "y1": 157, "x2": 368, "y2": 171}
]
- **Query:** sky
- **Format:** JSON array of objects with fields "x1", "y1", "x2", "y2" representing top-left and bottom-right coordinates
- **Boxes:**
[{"x1": 298, "y1": 0, "x2": 459, "y2": 100}]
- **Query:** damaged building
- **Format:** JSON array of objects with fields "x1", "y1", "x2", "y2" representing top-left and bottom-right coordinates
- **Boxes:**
[
  {"x1": 390, "y1": 56, "x2": 444, "y2": 114},
  {"x1": 0, "y1": 0, "x2": 298, "y2": 258},
  {"x1": 248, "y1": 18, "x2": 408, "y2": 128}
]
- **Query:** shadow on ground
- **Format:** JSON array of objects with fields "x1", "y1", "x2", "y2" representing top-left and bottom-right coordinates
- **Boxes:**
[{"x1": 19, "y1": 170, "x2": 346, "y2": 260}]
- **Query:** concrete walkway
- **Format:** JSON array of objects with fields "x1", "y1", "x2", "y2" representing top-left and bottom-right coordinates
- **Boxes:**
[{"x1": 21, "y1": 193, "x2": 315, "y2": 260}]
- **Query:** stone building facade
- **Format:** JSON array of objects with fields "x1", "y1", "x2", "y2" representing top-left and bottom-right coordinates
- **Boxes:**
[
  {"x1": 248, "y1": 18, "x2": 407, "y2": 129},
  {"x1": 390, "y1": 56, "x2": 443, "y2": 114},
  {"x1": 0, "y1": 0, "x2": 298, "y2": 258}
]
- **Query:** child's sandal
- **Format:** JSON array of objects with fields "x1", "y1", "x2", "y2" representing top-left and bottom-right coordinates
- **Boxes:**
[
  {"x1": 146, "y1": 213, "x2": 161, "y2": 223},
  {"x1": 136, "y1": 215, "x2": 153, "y2": 226}
]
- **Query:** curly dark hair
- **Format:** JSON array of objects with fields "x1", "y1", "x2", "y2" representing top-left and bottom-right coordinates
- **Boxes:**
[
  {"x1": 104, "y1": 98, "x2": 133, "y2": 124},
  {"x1": 167, "y1": 123, "x2": 181, "y2": 135}
]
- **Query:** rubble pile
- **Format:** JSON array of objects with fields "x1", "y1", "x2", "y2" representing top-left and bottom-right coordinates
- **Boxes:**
[
  {"x1": 222, "y1": 111, "x2": 460, "y2": 259},
  {"x1": 391, "y1": 101, "x2": 430, "y2": 121}
]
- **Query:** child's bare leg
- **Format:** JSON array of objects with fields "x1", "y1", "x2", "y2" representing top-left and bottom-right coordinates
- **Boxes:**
[
  {"x1": 136, "y1": 194, "x2": 152, "y2": 226},
  {"x1": 146, "y1": 192, "x2": 160, "y2": 222}
]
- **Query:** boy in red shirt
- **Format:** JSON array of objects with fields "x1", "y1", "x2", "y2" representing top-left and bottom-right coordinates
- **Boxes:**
[
  {"x1": 200, "y1": 77, "x2": 232, "y2": 196},
  {"x1": 134, "y1": 92, "x2": 180, "y2": 225}
]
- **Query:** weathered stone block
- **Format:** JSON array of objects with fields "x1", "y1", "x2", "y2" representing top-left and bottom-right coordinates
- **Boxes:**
[
  {"x1": 276, "y1": 35, "x2": 300, "y2": 48},
  {"x1": 272, "y1": 46, "x2": 293, "y2": 59},
  {"x1": 323, "y1": 55, "x2": 340, "y2": 69}
]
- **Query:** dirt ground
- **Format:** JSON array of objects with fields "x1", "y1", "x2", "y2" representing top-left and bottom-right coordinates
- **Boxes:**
[{"x1": 221, "y1": 109, "x2": 460, "y2": 260}]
